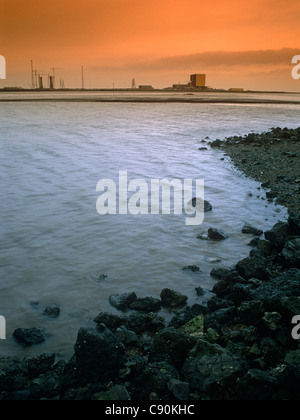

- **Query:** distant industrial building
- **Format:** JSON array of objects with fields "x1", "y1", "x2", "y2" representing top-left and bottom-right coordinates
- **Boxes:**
[
  {"x1": 139, "y1": 85, "x2": 154, "y2": 90},
  {"x1": 190, "y1": 74, "x2": 206, "y2": 89},
  {"x1": 169, "y1": 74, "x2": 208, "y2": 91}
]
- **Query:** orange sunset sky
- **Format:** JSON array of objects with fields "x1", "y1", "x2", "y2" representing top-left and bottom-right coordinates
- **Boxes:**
[{"x1": 0, "y1": 0, "x2": 299, "y2": 90}]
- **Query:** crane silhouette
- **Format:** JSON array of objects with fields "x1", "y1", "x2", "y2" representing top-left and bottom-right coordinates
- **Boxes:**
[{"x1": 50, "y1": 68, "x2": 62, "y2": 90}]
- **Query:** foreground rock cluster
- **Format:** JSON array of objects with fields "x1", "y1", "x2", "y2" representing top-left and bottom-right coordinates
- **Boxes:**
[
  {"x1": 211, "y1": 127, "x2": 300, "y2": 215},
  {"x1": 1, "y1": 212, "x2": 300, "y2": 401},
  {"x1": 1, "y1": 127, "x2": 299, "y2": 400}
]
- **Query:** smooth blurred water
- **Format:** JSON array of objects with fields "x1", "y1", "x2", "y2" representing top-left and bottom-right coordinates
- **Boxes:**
[{"x1": 0, "y1": 98, "x2": 299, "y2": 358}]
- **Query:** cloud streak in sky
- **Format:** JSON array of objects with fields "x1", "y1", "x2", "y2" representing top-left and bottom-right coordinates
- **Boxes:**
[{"x1": 91, "y1": 48, "x2": 299, "y2": 73}]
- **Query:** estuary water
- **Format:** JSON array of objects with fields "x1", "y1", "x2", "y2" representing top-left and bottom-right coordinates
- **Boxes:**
[{"x1": 0, "y1": 95, "x2": 299, "y2": 358}]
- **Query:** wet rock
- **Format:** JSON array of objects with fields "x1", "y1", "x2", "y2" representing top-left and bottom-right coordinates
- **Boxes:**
[
  {"x1": 195, "y1": 287, "x2": 205, "y2": 296},
  {"x1": 182, "y1": 340, "x2": 243, "y2": 392},
  {"x1": 270, "y1": 364, "x2": 300, "y2": 400},
  {"x1": 167, "y1": 378, "x2": 190, "y2": 400},
  {"x1": 251, "y1": 269, "x2": 300, "y2": 312},
  {"x1": 129, "y1": 297, "x2": 162, "y2": 313},
  {"x1": 180, "y1": 315, "x2": 204, "y2": 338},
  {"x1": 236, "y1": 257, "x2": 269, "y2": 281},
  {"x1": 109, "y1": 292, "x2": 138, "y2": 311},
  {"x1": 191, "y1": 198, "x2": 213, "y2": 212},
  {"x1": 25, "y1": 354, "x2": 56, "y2": 379},
  {"x1": 280, "y1": 296, "x2": 300, "y2": 317},
  {"x1": 30, "y1": 361, "x2": 66, "y2": 399},
  {"x1": 210, "y1": 267, "x2": 233, "y2": 280},
  {"x1": 160, "y1": 289, "x2": 188, "y2": 308},
  {"x1": 182, "y1": 265, "x2": 201, "y2": 272},
  {"x1": 288, "y1": 213, "x2": 300, "y2": 236},
  {"x1": 237, "y1": 369, "x2": 279, "y2": 400},
  {"x1": 146, "y1": 313, "x2": 166, "y2": 332},
  {"x1": 124, "y1": 313, "x2": 148, "y2": 334},
  {"x1": 264, "y1": 222, "x2": 291, "y2": 249},
  {"x1": 206, "y1": 306, "x2": 236, "y2": 325},
  {"x1": 137, "y1": 362, "x2": 180, "y2": 399},
  {"x1": 74, "y1": 326, "x2": 125, "y2": 384},
  {"x1": 256, "y1": 239, "x2": 273, "y2": 255},
  {"x1": 210, "y1": 139, "x2": 223, "y2": 148},
  {"x1": 262, "y1": 312, "x2": 282, "y2": 333},
  {"x1": 93, "y1": 312, "x2": 124, "y2": 331},
  {"x1": 237, "y1": 301, "x2": 265, "y2": 325},
  {"x1": 96, "y1": 385, "x2": 131, "y2": 401},
  {"x1": 149, "y1": 328, "x2": 196, "y2": 369},
  {"x1": 114, "y1": 326, "x2": 139, "y2": 346},
  {"x1": 43, "y1": 305, "x2": 60, "y2": 319},
  {"x1": 242, "y1": 223, "x2": 263, "y2": 236},
  {"x1": 13, "y1": 328, "x2": 46, "y2": 347},
  {"x1": 282, "y1": 237, "x2": 300, "y2": 267},
  {"x1": 208, "y1": 228, "x2": 228, "y2": 241}
]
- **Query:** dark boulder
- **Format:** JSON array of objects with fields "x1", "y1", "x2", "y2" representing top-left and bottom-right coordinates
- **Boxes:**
[
  {"x1": 282, "y1": 237, "x2": 300, "y2": 267},
  {"x1": 167, "y1": 378, "x2": 190, "y2": 400},
  {"x1": 13, "y1": 328, "x2": 46, "y2": 347},
  {"x1": 210, "y1": 267, "x2": 233, "y2": 280},
  {"x1": 129, "y1": 297, "x2": 162, "y2": 313},
  {"x1": 208, "y1": 228, "x2": 228, "y2": 241},
  {"x1": 74, "y1": 326, "x2": 125, "y2": 384},
  {"x1": 43, "y1": 305, "x2": 60, "y2": 319},
  {"x1": 242, "y1": 224, "x2": 263, "y2": 236},
  {"x1": 109, "y1": 292, "x2": 138, "y2": 311},
  {"x1": 236, "y1": 257, "x2": 269, "y2": 281},
  {"x1": 251, "y1": 269, "x2": 300, "y2": 312},
  {"x1": 160, "y1": 289, "x2": 188, "y2": 308},
  {"x1": 96, "y1": 385, "x2": 131, "y2": 401},
  {"x1": 191, "y1": 198, "x2": 213, "y2": 212},
  {"x1": 149, "y1": 328, "x2": 196, "y2": 369},
  {"x1": 93, "y1": 312, "x2": 125, "y2": 331},
  {"x1": 237, "y1": 369, "x2": 279, "y2": 400},
  {"x1": 237, "y1": 301, "x2": 265, "y2": 325},
  {"x1": 137, "y1": 362, "x2": 180, "y2": 400},
  {"x1": 182, "y1": 340, "x2": 244, "y2": 393},
  {"x1": 183, "y1": 265, "x2": 201, "y2": 272},
  {"x1": 264, "y1": 222, "x2": 292, "y2": 249}
]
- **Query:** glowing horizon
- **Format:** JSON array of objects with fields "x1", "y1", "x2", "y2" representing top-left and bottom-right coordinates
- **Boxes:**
[{"x1": 1, "y1": 0, "x2": 299, "y2": 91}]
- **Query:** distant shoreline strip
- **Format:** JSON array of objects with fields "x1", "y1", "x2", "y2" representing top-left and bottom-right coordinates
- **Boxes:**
[{"x1": 0, "y1": 98, "x2": 300, "y2": 105}]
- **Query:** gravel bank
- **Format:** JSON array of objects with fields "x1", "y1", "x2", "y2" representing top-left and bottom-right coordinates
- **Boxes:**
[{"x1": 212, "y1": 127, "x2": 300, "y2": 215}]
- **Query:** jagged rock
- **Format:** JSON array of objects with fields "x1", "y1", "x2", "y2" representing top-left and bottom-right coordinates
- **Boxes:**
[
  {"x1": 191, "y1": 198, "x2": 213, "y2": 212},
  {"x1": 160, "y1": 289, "x2": 188, "y2": 308},
  {"x1": 237, "y1": 369, "x2": 279, "y2": 400},
  {"x1": 96, "y1": 385, "x2": 131, "y2": 401},
  {"x1": 167, "y1": 378, "x2": 190, "y2": 400},
  {"x1": 237, "y1": 301, "x2": 265, "y2": 325},
  {"x1": 149, "y1": 328, "x2": 196, "y2": 368},
  {"x1": 236, "y1": 257, "x2": 269, "y2": 281},
  {"x1": 13, "y1": 328, "x2": 46, "y2": 347},
  {"x1": 180, "y1": 315, "x2": 204, "y2": 338},
  {"x1": 93, "y1": 312, "x2": 125, "y2": 330},
  {"x1": 74, "y1": 326, "x2": 125, "y2": 384},
  {"x1": 183, "y1": 265, "x2": 201, "y2": 272},
  {"x1": 137, "y1": 362, "x2": 180, "y2": 399},
  {"x1": 282, "y1": 237, "x2": 300, "y2": 267},
  {"x1": 109, "y1": 292, "x2": 137, "y2": 311},
  {"x1": 208, "y1": 228, "x2": 228, "y2": 241},
  {"x1": 242, "y1": 223, "x2": 263, "y2": 236},
  {"x1": 262, "y1": 312, "x2": 282, "y2": 332},
  {"x1": 129, "y1": 297, "x2": 162, "y2": 313},
  {"x1": 182, "y1": 340, "x2": 243, "y2": 391},
  {"x1": 264, "y1": 222, "x2": 291, "y2": 249},
  {"x1": 43, "y1": 305, "x2": 60, "y2": 319}
]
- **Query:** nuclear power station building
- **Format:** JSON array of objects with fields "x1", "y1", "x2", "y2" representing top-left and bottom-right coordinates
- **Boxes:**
[{"x1": 190, "y1": 74, "x2": 206, "y2": 89}]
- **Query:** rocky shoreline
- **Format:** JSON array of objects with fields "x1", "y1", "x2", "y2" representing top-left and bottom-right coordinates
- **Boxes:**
[{"x1": 1, "y1": 128, "x2": 300, "y2": 400}]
